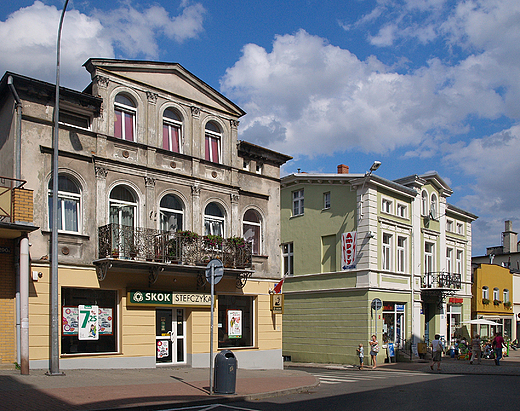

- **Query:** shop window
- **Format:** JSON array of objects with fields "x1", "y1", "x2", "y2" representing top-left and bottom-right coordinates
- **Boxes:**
[
  {"x1": 382, "y1": 302, "x2": 405, "y2": 348},
  {"x1": 218, "y1": 295, "x2": 253, "y2": 348},
  {"x1": 61, "y1": 288, "x2": 117, "y2": 354}
]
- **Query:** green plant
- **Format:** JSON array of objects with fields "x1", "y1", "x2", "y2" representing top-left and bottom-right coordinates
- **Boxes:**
[
  {"x1": 493, "y1": 299, "x2": 501, "y2": 306},
  {"x1": 204, "y1": 234, "x2": 223, "y2": 247},
  {"x1": 482, "y1": 298, "x2": 490, "y2": 305},
  {"x1": 504, "y1": 301, "x2": 512, "y2": 308},
  {"x1": 177, "y1": 230, "x2": 199, "y2": 241},
  {"x1": 227, "y1": 236, "x2": 246, "y2": 248},
  {"x1": 13, "y1": 362, "x2": 20, "y2": 370}
]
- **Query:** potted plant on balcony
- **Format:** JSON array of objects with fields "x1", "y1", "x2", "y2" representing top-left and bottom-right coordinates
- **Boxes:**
[
  {"x1": 111, "y1": 248, "x2": 119, "y2": 259},
  {"x1": 504, "y1": 301, "x2": 512, "y2": 309},
  {"x1": 482, "y1": 298, "x2": 490, "y2": 305},
  {"x1": 204, "y1": 234, "x2": 223, "y2": 248},
  {"x1": 493, "y1": 299, "x2": 502, "y2": 306},
  {"x1": 177, "y1": 230, "x2": 199, "y2": 242}
]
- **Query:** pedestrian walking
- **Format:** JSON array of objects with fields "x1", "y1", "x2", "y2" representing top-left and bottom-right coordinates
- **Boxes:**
[
  {"x1": 369, "y1": 335, "x2": 379, "y2": 369},
  {"x1": 430, "y1": 334, "x2": 443, "y2": 371},
  {"x1": 470, "y1": 334, "x2": 481, "y2": 365},
  {"x1": 356, "y1": 343, "x2": 364, "y2": 370},
  {"x1": 492, "y1": 332, "x2": 505, "y2": 365}
]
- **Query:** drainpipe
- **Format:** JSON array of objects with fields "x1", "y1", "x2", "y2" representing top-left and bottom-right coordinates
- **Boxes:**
[
  {"x1": 8, "y1": 75, "x2": 24, "y2": 370},
  {"x1": 20, "y1": 237, "x2": 30, "y2": 375}
]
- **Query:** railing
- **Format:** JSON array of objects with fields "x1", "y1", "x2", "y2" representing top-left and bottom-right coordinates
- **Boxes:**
[
  {"x1": 0, "y1": 176, "x2": 26, "y2": 223},
  {"x1": 421, "y1": 271, "x2": 461, "y2": 290},
  {"x1": 98, "y1": 224, "x2": 253, "y2": 269}
]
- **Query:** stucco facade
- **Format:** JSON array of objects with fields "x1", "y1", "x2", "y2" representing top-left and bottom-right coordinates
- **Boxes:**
[
  {"x1": 281, "y1": 166, "x2": 476, "y2": 365},
  {"x1": 0, "y1": 60, "x2": 290, "y2": 370}
]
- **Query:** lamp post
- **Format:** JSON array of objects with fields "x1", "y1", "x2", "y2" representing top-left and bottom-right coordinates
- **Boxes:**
[{"x1": 49, "y1": 0, "x2": 69, "y2": 376}]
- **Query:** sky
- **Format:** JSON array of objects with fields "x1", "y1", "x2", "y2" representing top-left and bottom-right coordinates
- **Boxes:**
[{"x1": 1, "y1": 0, "x2": 519, "y2": 255}]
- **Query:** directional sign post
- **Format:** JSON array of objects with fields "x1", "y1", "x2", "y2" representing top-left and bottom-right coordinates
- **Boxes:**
[
  {"x1": 206, "y1": 259, "x2": 223, "y2": 395},
  {"x1": 371, "y1": 298, "x2": 382, "y2": 340}
]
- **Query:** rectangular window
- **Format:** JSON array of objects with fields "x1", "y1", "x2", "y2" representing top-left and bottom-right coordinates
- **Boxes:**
[
  {"x1": 397, "y1": 236, "x2": 406, "y2": 273},
  {"x1": 457, "y1": 223, "x2": 464, "y2": 235},
  {"x1": 163, "y1": 123, "x2": 180, "y2": 153},
  {"x1": 425, "y1": 242, "x2": 435, "y2": 274},
  {"x1": 446, "y1": 248, "x2": 453, "y2": 273},
  {"x1": 456, "y1": 250, "x2": 463, "y2": 274},
  {"x1": 382, "y1": 233, "x2": 392, "y2": 270},
  {"x1": 382, "y1": 199, "x2": 392, "y2": 214},
  {"x1": 323, "y1": 192, "x2": 331, "y2": 209},
  {"x1": 59, "y1": 110, "x2": 90, "y2": 129},
  {"x1": 397, "y1": 203, "x2": 407, "y2": 218},
  {"x1": 292, "y1": 189, "x2": 304, "y2": 216},
  {"x1": 205, "y1": 135, "x2": 220, "y2": 163},
  {"x1": 218, "y1": 295, "x2": 253, "y2": 348},
  {"x1": 282, "y1": 242, "x2": 294, "y2": 276},
  {"x1": 447, "y1": 220, "x2": 453, "y2": 232},
  {"x1": 61, "y1": 288, "x2": 117, "y2": 354}
]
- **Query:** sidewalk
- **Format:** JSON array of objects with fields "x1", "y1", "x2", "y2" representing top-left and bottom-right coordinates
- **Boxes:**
[
  {"x1": 288, "y1": 345, "x2": 520, "y2": 376},
  {"x1": 0, "y1": 366, "x2": 318, "y2": 411}
]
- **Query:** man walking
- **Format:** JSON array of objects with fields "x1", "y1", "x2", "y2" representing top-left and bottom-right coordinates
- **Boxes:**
[
  {"x1": 470, "y1": 334, "x2": 481, "y2": 365},
  {"x1": 430, "y1": 334, "x2": 443, "y2": 371},
  {"x1": 492, "y1": 332, "x2": 505, "y2": 366}
]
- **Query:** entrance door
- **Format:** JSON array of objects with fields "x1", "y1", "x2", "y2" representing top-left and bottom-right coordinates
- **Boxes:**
[{"x1": 156, "y1": 308, "x2": 185, "y2": 364}]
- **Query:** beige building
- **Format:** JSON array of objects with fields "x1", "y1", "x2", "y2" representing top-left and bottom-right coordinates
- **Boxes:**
[{"x1": 0, "y1": 59, "x2": 290, "y2": 370}]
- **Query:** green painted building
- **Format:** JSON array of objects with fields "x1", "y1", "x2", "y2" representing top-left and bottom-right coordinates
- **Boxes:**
[{"x1": 280, "y1": 164, "x2": 477, "y2": 364}]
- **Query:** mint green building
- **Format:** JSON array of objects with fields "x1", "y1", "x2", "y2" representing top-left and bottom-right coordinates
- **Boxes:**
[{"x1": 280, "y1": 165, "x2": 477, "y2": 364}]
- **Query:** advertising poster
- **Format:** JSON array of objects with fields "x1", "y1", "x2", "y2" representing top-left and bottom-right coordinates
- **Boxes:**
[
  {"x1": 98, "y1": 308, "x2": 113, "y2": 335},
  {"x1": 78, "y1": 305, "x2": 99, "y2": 341},
  {"x1": 156, "y1": 340, "x2": 169, "y2": 359},
  {"x1": 341, "y1": 231, "x2": 357, "y2": 269},
  {"x1": 227, "y1": 310, "x2": 242, "y2": 339},
  {"x1": 62, "y1": 307, "x2": 79, "y2": 335}
]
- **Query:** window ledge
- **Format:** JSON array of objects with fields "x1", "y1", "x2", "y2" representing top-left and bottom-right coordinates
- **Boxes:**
[
  {"x1": 217, "y1": 346, "x2": 258, "y2": 351},
  {"x1": 41, "y1": 230, "x2": 90, "y2": 240},
  {"x1": 61, "y1": 351, "x2": 122, "y2": 358}
]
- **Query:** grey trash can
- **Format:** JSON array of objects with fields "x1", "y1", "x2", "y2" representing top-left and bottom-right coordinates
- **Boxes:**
[{"x1": 214, "y1": 350, "x2": 236, "y2": 394}]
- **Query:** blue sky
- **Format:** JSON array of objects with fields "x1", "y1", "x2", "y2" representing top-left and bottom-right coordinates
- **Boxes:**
[{"x1": 1, "y1": 0, "x2": 520, "y2": 255}]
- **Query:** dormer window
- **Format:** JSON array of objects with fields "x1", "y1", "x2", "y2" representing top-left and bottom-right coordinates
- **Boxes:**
[
  {"x1": 163, "y1": 108, "x2": 182, "y2": 153},
  {"x1": 205, "y1": 122, "x2": 221, "y2": 163},
  {"x1": 114, "y1": 94, "x2": 136, "y2": 141}
]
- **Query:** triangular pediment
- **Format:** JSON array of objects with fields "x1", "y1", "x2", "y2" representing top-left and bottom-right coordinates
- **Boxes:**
[{"x1": 84, "y1": 59, "x2": 245, "y2": 117}]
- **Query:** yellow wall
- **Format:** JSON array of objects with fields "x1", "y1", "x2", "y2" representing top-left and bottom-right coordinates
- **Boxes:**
[
  {"x1": 472, "y1": 264, "x2": 513, "y2": 315},
  {"x1": 0, "y1": 238, "x2": 16, "y2": 366}
]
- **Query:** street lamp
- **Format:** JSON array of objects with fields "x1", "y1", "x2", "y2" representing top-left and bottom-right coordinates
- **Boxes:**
[{"x1": 49, "y1": 0, "x2": 69, "y2": 376}]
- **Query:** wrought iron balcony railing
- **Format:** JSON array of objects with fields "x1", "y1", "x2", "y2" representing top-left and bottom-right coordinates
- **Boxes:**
[
  {"x1": 421, "y1": 271, "x2": 461, "y2": 290},
  {"x1": 98, "y1": 224, "x2": 253, "y2": 269}
]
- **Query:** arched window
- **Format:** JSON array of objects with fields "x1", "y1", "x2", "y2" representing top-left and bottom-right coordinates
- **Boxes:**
[
  {"x1": 243, "y1": 209, "x2": 262, "y2": 255},
  {"x1": 482, "y1": 286, "x2": 489, "y2": 300},
  {"x1": 204, "y1": 202, "x2": 224, "y2": 236},
  {"x1": 421, "y1": 191, "x2": 428, "y2": 216},
  {"x1": 160, "y1": 194, "x2": 184, "y2": 232},
  {"x1": 493, "y1": 287, "x2": 500, "y2": 301},
  {"x1": 48, "y1": 175, "x2": 81, "y2": 233},
  {"x1": 163, "y1": 108, "x2": 182, "y2": 153},
  {"x1": 503, "y1": 289, "x2": 510, "y2": 303},
  {"x1": 114, "y1": 94, "x2": 136, "y2": 141},
  {"x1": 109, "y1": 185, "x2": 138, "y2": 255},
  {"x1": 430, "y1": 193, "x2": 437, "y2": 219},
  {"x1": 205, "y1": 122, "x2": 221, "y2": 163}
]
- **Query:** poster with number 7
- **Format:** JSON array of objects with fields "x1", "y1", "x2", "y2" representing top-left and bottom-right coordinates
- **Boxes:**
[{"x1": 78, "y1": 305, "x2": 99, "y2": 340}]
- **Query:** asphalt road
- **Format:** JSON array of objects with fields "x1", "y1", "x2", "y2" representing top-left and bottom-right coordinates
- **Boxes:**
[{"x1": 158, "y1": 366, "x2": 520, "y2": 411}]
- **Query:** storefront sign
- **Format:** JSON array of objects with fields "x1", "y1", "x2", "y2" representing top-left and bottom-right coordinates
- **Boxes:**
[
  {"x1": 396, "y1": 304, "x2": 405, "y2": 312},
  {"x1": 449, "y1": 298, "x2": 463, "y2": 304},
  {"x1": 128, "y1": 290, "x2": 211, "y2": 307},
  {"x1": 270, "y1": 293, "x2": 284, "y2": 314},
  {"x1": 341, "y1": 231, "x2": 357, "y2": 270},
  {"x1": 228, "y1": 309, "x2": 242, "y2": 339},
  {"x1": 78, "y1": 305, "x2": 99, "y2": 341}
]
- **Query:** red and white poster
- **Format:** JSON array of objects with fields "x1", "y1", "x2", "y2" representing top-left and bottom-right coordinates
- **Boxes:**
[
  {"x1": 227, "y1": 310, "x2": 242, "y2": 339},
  {"x1": 157, "y1": 340, "x2": 169, "y2": 359},
  {"x1": 341, "y1": 231, "x2": 357, "y2": 270}
]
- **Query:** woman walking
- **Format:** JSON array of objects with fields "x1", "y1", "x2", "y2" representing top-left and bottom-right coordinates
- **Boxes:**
[{"x1": 369, "y1": 334, "x2": 379, "y2": 369}]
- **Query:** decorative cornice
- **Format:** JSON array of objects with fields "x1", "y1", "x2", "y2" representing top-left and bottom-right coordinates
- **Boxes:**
[
  {"x1": 94, "y1": 75, "x2": 109, "y2": 89},
  {"x1": 230, "y1": 193, "x2": 240, "y2": 203},
  {"x1": 230, "y1": 119, "x2": 239, "y2": 129},
  {"x1": 146, "y1": 91, "x2": 158, "y2": 105},
  {"x1": 191, "y1": 106, "x2": 200, "y2": 117},
  {"x1": 95, "y1": 166, "x2": 108, "y2": 179},
  {"x1": 191, "y1": 184, "x2": 201, "y2": 196},
  {"x1": 144, "y1": 177, "x2": 156, "y2": 187}
]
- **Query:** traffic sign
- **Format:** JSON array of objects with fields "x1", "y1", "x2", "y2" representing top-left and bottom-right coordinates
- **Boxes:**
[
  {"x1": 371, "y1": 298, "x2": 382, "y2": 311},
  {"x1": 205, "y1": 259, "x2": 223, "y2": 285}
]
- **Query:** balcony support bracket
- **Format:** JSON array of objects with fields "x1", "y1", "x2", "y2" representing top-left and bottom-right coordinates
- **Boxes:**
[
  {"x1": 236, "y1": 272, "x2": 252, "y2": 289},
  {"x1": 96, "y1": 261, "x2": 112, "y2": 282},
  {"x1": 149, "y1": 266, "x2": 163, "y2": 287}
]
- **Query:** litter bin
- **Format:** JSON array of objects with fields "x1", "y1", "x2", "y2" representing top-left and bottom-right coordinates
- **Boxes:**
[
  {"x1": 214, "y1": 350, "x2": 237, "y2": 394},
  {"x1": 417, "y1": 343, "x2": 427, "y2": 359}
]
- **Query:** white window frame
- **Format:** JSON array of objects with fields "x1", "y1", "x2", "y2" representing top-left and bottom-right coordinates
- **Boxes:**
[
  {"x1": 205, "y1": 123, "x2": 221, "y2": 163},
  {"x1": 323, "y1": 192, "x2": 331, "y2": 209},
  {"x1": 204, "y1": 203, "x2": 225, "y2": 237},
  {"x1": 243, "y1": 209, "x2": 262, "y2": 255},
  {"x1": 446, "y1": 247, "x2": 453, "y2": 273},
  {"x1": 504, "y1": 289, "x2": 510, "y2": 303},
  {"x1": 382, "y1": 233, "x2": 393, "y2": 271},
  {"x1": 48, "y1": 175, "x2": 82, "y2": 234},
  {"x1": 447, "y1": 220, "x2": 453, "y2": 232},
  {"x1": 457, "y1": 223, "x2": 464, "y2": 235},
  {"x1": 482, "y1": 286, "x2": 489, "y2": 300},
  {"x1": 430, "y1": 194, "x2": 438, "y2": 220},
  {"x1": 292, "y1": 189, "x2": 304, "y2": 216},
  {"x1": 456, "y1": 250, "x2": 463, "y2": 274},
  {"x1": 493, "y1": 287, "x2": 500, "y2": 301},
  {"x1": 162, "y1": 109, "x2": 182, "y2": 153},
  {"x1": 396, "y1": 203, "x2": 407, "y2": 218},
  {"x1": 382, "y1": 198, "x2": 392, "y2": 214},
  {"x1": 425, "y1": 242, "x2": 435, "y2": 274},
  {"x1": 114, "y1": 94, "x2": 136, "y2": 141},
  {"x1": 397, "y1": 236, "x2": 406, "y2": 273},
  {"x1": 421, "y1": 191, "x2": 428, "y2": 216},
  {"x1": 282, "y1": 242, "x2": 294, "y2": 276}
]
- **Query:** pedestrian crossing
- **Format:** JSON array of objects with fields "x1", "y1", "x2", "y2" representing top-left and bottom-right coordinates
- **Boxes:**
[{"x1": 313, "y1": 369, "x2": 420, "y2": 385}]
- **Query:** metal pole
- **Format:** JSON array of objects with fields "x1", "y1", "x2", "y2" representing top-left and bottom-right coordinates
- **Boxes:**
[
  {"x1": 209, "y1": 265, "x2": 214, "y2": 395},
  {"x1": 50, "y1": 0, "x2": 69, "y2": 376}
]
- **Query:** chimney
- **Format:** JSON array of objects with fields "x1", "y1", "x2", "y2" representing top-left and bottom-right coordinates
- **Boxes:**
[
  {"x1": 502, "y1": 220, "x2": 518, "y2": 254},
  {"x1": 337, "y1": 164, "x2": 349, "y2": 174}
]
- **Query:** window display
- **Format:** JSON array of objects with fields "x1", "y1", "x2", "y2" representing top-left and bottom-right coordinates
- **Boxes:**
[{"x1": 218, "y1": 295, "x2": 253, "y2": 348}]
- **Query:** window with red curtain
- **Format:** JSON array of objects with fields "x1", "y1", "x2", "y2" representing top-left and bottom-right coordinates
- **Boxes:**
[
  {"x1": 205, "y1": 122, "x2": 221, "y2": 163},
  {"x1": 163, "y1": 124, "x2": 180, "y2": 152},
  {"x1": 114, "y1": 94, "x2": 136, "y2": 141}
]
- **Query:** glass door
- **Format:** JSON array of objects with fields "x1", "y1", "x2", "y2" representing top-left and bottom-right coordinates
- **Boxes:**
[{"x1": 155, "y1": 308, "x2": 185, "y2": 365}]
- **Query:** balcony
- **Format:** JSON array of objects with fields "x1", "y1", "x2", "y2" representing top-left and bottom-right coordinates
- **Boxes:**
[
  {"x1": 421, "y1": 271, "x2": 461, "y2": 290},
  {"x1": 97, "y1": 224, "x2": 253, "y2": 284},
  {"x1": 0, "y1": 176, "x2": 37, "y2": 239}
]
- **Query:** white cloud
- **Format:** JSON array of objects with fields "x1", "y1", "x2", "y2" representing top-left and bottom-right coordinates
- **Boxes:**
[{"x1": 0, "y1": 1, "x2": 205, "y2": 89}]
